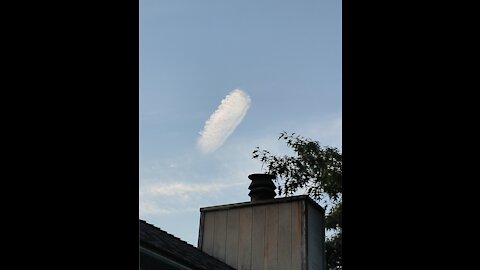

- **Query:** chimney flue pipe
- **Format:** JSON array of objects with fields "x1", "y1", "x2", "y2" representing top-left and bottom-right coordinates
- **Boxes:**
[{"x1": 248, "y1": 173, "x2": 276, "y2": 201}]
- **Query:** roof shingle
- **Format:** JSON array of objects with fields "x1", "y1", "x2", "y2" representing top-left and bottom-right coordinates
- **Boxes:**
[{"x1": 140, "y1": 219, "x2": 235, "y2": 270}]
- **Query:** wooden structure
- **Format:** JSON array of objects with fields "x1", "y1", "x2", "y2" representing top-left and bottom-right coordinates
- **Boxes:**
[{"x1": 198, "y1": 195, "x2": 325, "y2": 270}]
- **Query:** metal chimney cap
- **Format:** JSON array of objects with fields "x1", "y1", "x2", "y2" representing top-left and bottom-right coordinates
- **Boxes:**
[
  {"x1": 248, "y1": 173, "x2": 277, "y2": 202},
  {"x1": 248, "y1": 173, "x2": 276, "y2": 181}
]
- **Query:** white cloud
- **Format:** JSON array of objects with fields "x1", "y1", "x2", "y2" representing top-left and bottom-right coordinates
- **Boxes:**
[
  {"x1": 141, "y1": 180, "x2": 244, "y2": 199},
  {"x1": 139, "y1": 180, "x2": 246, "y2": 217},
  {"x1": 139, "y1": 202, "x2": 175, "y2": 215},
  {"x1": 197, "y1": 89, "x2": 251, "y2": 154}
]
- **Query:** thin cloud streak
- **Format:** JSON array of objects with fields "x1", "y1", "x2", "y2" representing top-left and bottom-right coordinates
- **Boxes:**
[
  {"x1": 141, "y1": 181, "x2": 245, "y2": 198},
  {"x1": 197, "y1": 89, "x2": 251, "y2": 154},
  {"x1": 139, "y1": 202, "x2": 176, "y2": 215},
  {"x1": 139, "y1": 180, "x2": 245, "y2": 216}
]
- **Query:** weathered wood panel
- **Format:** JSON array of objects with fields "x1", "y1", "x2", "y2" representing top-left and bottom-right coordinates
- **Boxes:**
[
  {"x1": 198, "y1": 212, "x2": 204, "y2": 248},
  {"x1": 264, "y1": 203, "x2": 278, "y2": 270},
  {"x1": 199, "y1": 196, "x2": 325, "y2": 270},
  {"x1": 252, "y1": 205, "x2": 266, "y2": 270},
  {"x1": 225, "y1": 208, "x2": 240, "y2": 268},
  {"x1": 291, "y1": 200, "x2": 304, "y2": 270},
  {"x1": 307, "y1": 203, "x2": 324, "y2": 270},
  {"x1": 213, "y1": 210, "x2": 228, "y2": 261},
  {"x1": 278, "y1": 202, "x2": 292, "y2": 270},
  {"x1": 237, "y1": 206, "x2": 253, "y2": 270},
  {"x1": 202, "y1": 211, "x2": 215, "y2": 255}
]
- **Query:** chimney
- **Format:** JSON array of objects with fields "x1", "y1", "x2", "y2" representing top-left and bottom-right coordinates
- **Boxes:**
[
  {"x1": 198, "y1": 173, "x2": 326, "y2": 270},
  {"x1": 248, "y1": 173, "x2": 276, "y2": 201}
]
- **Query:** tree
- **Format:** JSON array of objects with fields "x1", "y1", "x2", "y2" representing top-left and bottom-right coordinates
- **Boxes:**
[{"x1": 252, "y1": 132, "x2": 342, "y2": 270}]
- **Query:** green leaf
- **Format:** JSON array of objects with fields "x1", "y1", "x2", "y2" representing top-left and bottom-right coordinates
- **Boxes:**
[{"x1": 252, "y1": 131, "x2": 342, "y2": 269}]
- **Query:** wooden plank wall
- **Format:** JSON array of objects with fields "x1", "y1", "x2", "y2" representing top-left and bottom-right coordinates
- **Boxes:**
[
  {"x1": 264, "y1": 203, "x2": 278, "y2": 270},
  {"x1": 251, "y1": 205, "x2": 266, "y2": 269},
  {"x1": 278, "y1": 201, "x2": 292, "y2": 270},
  {"x1": 237, "y1": 207, "x2": 253, "y2": 270},
  {"x1": 307, "y1": 203, "x2": 325, "y2": 270},
  {"x1": 201, "y1": 211, "x2": 215, "y2": 255},
  {"x1": 213, "y1": 211, "x2": 228, "y2": 261},
  {"x1": 200, "y1": 200, "x2": 316, "y2": 270},
  {"x1": 225, "y1": 208, "x2": 240, "y2": 267}
]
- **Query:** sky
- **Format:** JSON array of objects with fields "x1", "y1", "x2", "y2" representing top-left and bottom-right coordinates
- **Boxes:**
[{"x1": 140, "y1": 0, "x2": 341, "y2": 246}]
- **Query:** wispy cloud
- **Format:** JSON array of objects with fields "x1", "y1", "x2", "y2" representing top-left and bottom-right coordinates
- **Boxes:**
[
  {"x1": 139, "y1": 180, "x2": 245, "y2": 217},
  {"x1": 139, "y1": 202, "x2": 177, "y2": 215},
  {"x1": 140, "y1": 180, "x2": 244, "y2": 200},
  {"x1": 197, "y1": 89, "x2": 251, "y2": 154}
]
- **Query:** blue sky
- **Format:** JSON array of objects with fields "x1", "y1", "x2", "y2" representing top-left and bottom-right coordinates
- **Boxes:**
[{"x1": 140, "y1": 0, "x2": 341, "y2": 246}]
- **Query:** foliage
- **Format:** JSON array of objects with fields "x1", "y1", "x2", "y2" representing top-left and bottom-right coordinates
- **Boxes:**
[
  {"x1": 325, "y1": 232, "x2": 342, "y2": 270},
  {"x1": 252, "y1": 132, "x2": 342, "y2": 270}
]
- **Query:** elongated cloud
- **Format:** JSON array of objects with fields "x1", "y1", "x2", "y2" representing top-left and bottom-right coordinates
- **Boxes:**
[{"x1": 197, "y1": 89, "x2": 251, "y2": 154}]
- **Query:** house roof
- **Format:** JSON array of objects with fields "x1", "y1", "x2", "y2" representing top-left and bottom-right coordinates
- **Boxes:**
[{"x1": 140, "y1": 219, "x2": 235, "y2": 270}]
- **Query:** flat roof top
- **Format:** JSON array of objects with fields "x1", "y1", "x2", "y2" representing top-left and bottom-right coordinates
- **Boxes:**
[{"x1": 200, "y1": 195, "x2": 325, "y2": 213}]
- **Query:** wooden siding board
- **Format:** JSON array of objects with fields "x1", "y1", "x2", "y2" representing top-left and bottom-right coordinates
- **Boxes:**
[
  {"x1": 264, "y1": 203, "x2": 278, "y2": 270},
  {"x1": 202, "y1": 212, "x2": 215, "y2": 256},
  {"x1": 213, "y1": 210, "x2": 228, "y2": 261},
  {"x1": 225, "y1": 208, "x2": 240, "y2": 268},
  {"x1": 291, "y1": 200, "x2": 303, "y2": 270},
  {"x1": 238, "y1": 206, "x2": 253, "y2": 270},
  {"x1": 198, "y1": 212, "x2": 205, "y2": 249},
  {"x1": 278, "y1": 202, "x2": 292, "y2": 270},
  {"x1": 307, "y1": 203, "x2": 324, "y2": 270},
  {"x1": 252, "y1": 205, "x2": 267, "y2": 270}
]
